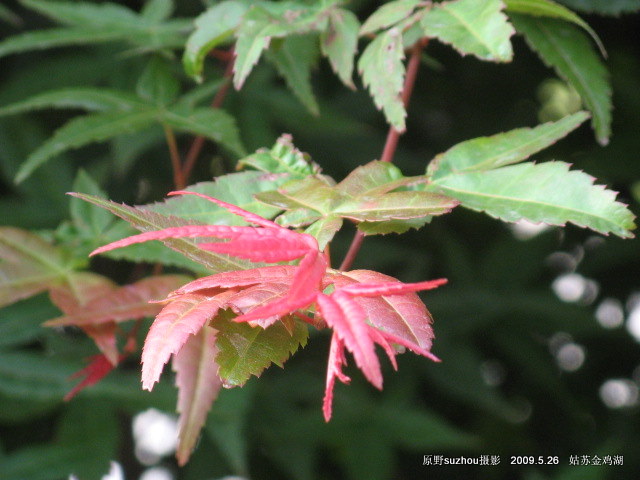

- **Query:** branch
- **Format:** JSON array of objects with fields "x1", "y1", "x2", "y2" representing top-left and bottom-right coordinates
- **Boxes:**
[
  {"x1": 339, "y1": 39, "x2": 428, "y2": 271},
  {"x1": 380, "y1": 38, "x2": 426, "y2": 163},
  {"x1": 182, "y1": 54, "x2": 236, "y2": 185},
  {"x1": 163, "y1": 124, "x2": 185, "y2": 190},
  {"x1": 338, "y1": 229, "x2": 365, "y2": 271}
]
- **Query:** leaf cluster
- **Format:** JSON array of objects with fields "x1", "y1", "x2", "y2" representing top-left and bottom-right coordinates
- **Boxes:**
[{"x1": 0, "y1": 0, "x2": 639, "y2": 478}]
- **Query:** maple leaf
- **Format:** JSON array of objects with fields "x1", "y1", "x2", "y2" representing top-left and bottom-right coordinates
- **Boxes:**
[
  {"x1": 91, "y1": 190, "x2": 328, "y2": 329},
  {"x1": 323, "y1": 333, "x2": 351, "y2": 421},
  {"x1": 142, "y1": 290, "x2": 236, "y2": 390},
  {"x1": 48, "y1": 273, "x2": 122, "y2": 364},
  {"x1": 47, "y1": 274, "x2": 189, "y2": 327},
  {"x1": 173, "y1": 325, "x2": 222, "y2": 466},
  {"x1": 64, "y1": 354, "x2": 118, "y2": 401},
  {"x1": 317, "y1": 277, "x2": 445, "y2": 421},
  {"x1": 45, "y1": 272, "x2": 188, "y2": 401},
  {"x1": 64, "y1": 335, "x2": 138, "y2": 401},
  {"x1": 226, "y1": 282, "x2": 292, "y2": 328},
  {"x1": 317, "y1": 292, "x2": 383, "y2": 387},
  {"x1": 88, "y1": 190, "x2": 445, "y2": 433},
  {"x1": 168, "y1": 265, "x2": 297, "y2": 297},
  {"x1": 325, "y1": 270, "x2": 442, "y2": 351},
  {"x1": 46, "y1": 273, "x2": 188, "y2": 365}
]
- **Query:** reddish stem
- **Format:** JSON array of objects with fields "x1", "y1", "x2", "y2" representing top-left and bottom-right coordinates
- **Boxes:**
[
  {"x1": 182, "y1": 56, "x2": 236, "y2": 185},
  {"x1": 124, "y1": 320, "x2": 142, "y2": 354},
  {"x1": 339, "y1": 39, "x2": 427, "y2": 271},
  {"x1": 338, "y1": 230, "x2": 365, "y2": 271},
  {"x1": 209, "y1": 49, "x2": 235, "y2": 62}
]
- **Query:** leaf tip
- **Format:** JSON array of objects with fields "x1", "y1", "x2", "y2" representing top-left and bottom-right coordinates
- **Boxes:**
[
  {"x1": 141, "y1": 379, "x2": 156, "y2": 392},
  {"x1": 428, "y1": 352, "x2": 442, "y2": 363},
  {"x1": 167, "y1": 190, "x2": 185, "y2": 197},
  {"x1": 13, "y1": 168, "x2": 29, "y2": 185}
]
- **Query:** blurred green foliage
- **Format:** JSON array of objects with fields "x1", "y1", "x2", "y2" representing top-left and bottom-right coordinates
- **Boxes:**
[{"x1": 0, "y1": 1, "x2": 639, "y2": 479}]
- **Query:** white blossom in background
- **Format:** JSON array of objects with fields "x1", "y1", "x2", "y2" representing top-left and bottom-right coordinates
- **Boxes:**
[
  {"x1": 626, "y1": 297, "x2": 640, "y2": 343},
  {"x1": 132, "y1": 409, "x2": 179, "y2": 466},
  {"x1": 555, "y1": 343, "x2": 586, "y2": 372},
  {"x1": 552, "y1": 273, "x2": 585, "y2": 302},
  {"x1": 552, "y1": 273, "x2": 599, "y2": 305},
  {"x1": 595, "y1": 298, "x2": 624, "y2": 329},
  {"x1": 140, "y1": 466, "x2": 174, "y2": 480},
  {"x1": 548, "y1": 333, "x2": 585, "y2": 372},
  {"x1": 102, "y1": 462, "x2": 125, "y2": 480},
  {"x1": 599, "y1": 379, "x2": 639, "y2": 409}
]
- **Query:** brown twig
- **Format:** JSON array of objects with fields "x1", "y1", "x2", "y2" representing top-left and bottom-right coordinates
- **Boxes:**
[
  {"x1": 163, "y1": 124, "x2": 184, "y2": 190},
  {"x1": 339, "y1": 39, "x2": 428, "y2": 271},
  {"x1": 182, "y1": 55, "x2": 236, "y2": 185},
  {"x1": 124, "y1": 319, "x2": 143, "y2": 354},
  {"x1": 338, "y1": 230, "x2": 366, "y2": 272},
  {"x1": 208, "y1": 48, "x2": 235, "y2": 62}
]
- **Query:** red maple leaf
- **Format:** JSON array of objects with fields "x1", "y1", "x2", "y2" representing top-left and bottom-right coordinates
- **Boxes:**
[
  {"x1": 64, "y1": 354, "x2": 117, "y2": 401},
  {"x1": 91, "y1": 191, "x2": 445, "y2": 422}
]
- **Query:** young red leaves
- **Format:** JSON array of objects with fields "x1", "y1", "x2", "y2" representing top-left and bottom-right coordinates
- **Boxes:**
[
  {"x1": 316, "y1": 276, "x2": 446, "y2": 420},
  {"x1": 173, "y1": 325, "x2": 222, "y2": 466},
  {"x1": 142, "y1": 290, "x2": 236, "y2": 390},
  {"x1": 88, "y1": 191, "x2": 445, "y2": 442},
  {"x1": 45, "y1": 273, "x2": 188, "y2": 398},
  {"x1": 64, "y1": 354, "x2": 118, "y2": 401}
]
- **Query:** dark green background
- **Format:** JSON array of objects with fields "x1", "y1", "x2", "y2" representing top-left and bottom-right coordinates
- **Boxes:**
[{"x1": 1, "y1": 1, "x2": 639, "y2": 479}]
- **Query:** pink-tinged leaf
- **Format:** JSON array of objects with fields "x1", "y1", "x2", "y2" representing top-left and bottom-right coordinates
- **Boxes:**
[
  {"x1": 90, "y1": 224, "x2": 254, "y2": 256},
  {"x1": 48, "y1": 272, "x2": 118, "y2": 313},
  {"x1": 46, "y1": 275, "x2": 189, "y2": 327},
  {"x1": 290, "y1": 251, "x2": 327, "y2": 298},
  {"x1": 334, "y1": 191, "x2": 459, "y2": 222},
  {"x1": 168, "y1": 190, "x2": 281, "y2": 229},
  {"x1": 173, "y1": 325, "x2": 222, "y2": 466},
  {"x1": 335, "y1": 160, "x2": 428, "y2": 197},
  {"x1": 227, "y1": 282, "x2": 291, "y2": 328},
  {"x1": 198, "y1": 231, "x2": 313, "y2": 262},
  {"x1": 374, "y1": 328, "x2": 440, "y2": 363},
  {"x1": 295, "y1": 311, "x2": 325, "y2": 329},
  {"x1": 365, "y1": 326, "x2": 398, "y2": 371},
  {"x1": 70, "y1": 192, "x2": 253, "y2": 272},
  {"x1": 338, "y1": 278, "x2": 447, "y2": 297},
  {"x1": 48, "y1": 272, "x2": 120, "y2": 364},
  {"x1": 234, "y1": 251, "x2": 326, "y2": 323},
  {"x1": 142, "y1": 290, "x2": 237, "y2": 390},
  {"x1": 327, "y1": 270, "x2": 442, "y2": 351},
  {"x1": 0, "y1": 227, "x2": 74, "y2": 308},
  {"x1": 169, "y1": 265, "x2": 297, "y2": 297},
  {"x1": 255, "y1": 176, "x2": 344, "y2": 216},
  {"x1": 316, "y1": 292, "x2": 382, "y2": 389},
  {"x1": 233, "y1": 290, "x2": 316, "y2": 324},
  {"x1": 64, "y1": 354, "x2": 117, "y2": 401},
  {"x1": 82, "y1": 323, "x2": 119, "y2": 366},
  {"x1": 323, "y1": 333, "x2": 350, "y2": 422},
  {"x1": 92, "y1": 220, "x2": 314, "y2": 265}
]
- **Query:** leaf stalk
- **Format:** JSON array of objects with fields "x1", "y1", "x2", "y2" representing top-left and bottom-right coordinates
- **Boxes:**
[
  {"x1": 340, "y1": 39, "x2": 428, "y2": 271},
  {"x1": 163, "y1": 124, "x2": 185, "y2": 190},
  {"x1": 182, "y1": 53, "x2": 235, "y2": 184}
]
